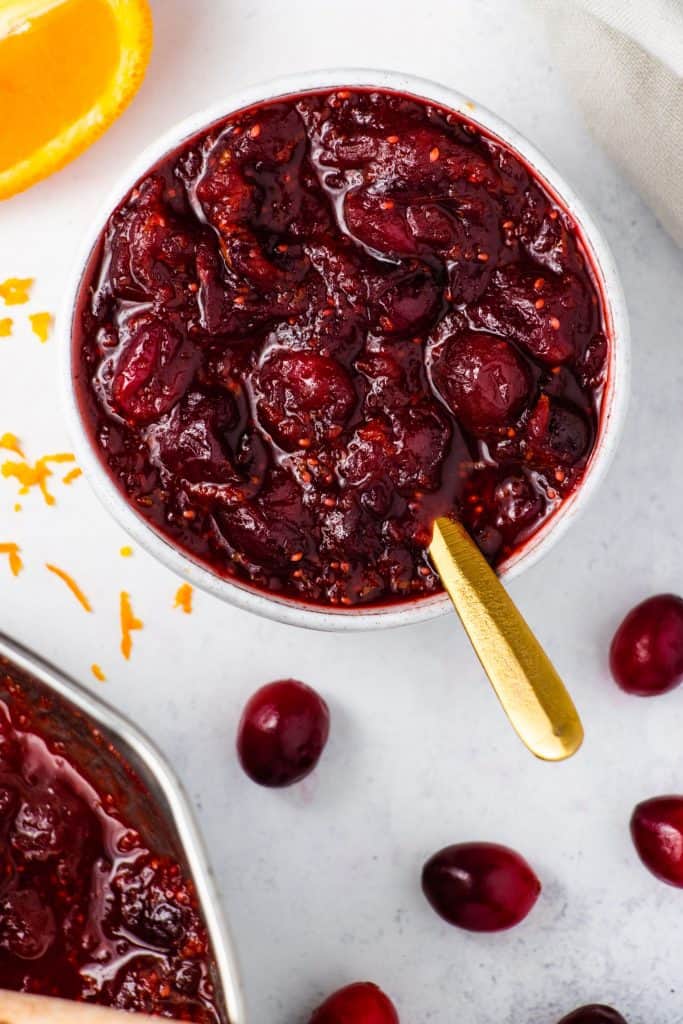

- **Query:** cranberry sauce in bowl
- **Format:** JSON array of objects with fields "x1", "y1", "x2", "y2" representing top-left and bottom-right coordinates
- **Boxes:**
[
  {"x1": 72, "y1": 83, "x2": 613, "y2": 616},
  {"x1": 0, "y1": 651, "x2": 230, "y2": 1022}
]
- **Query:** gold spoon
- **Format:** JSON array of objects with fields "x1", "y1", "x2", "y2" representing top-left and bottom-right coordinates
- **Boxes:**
[{"x1": 429, "y1": 516, "x2": 584, "y2": 761}]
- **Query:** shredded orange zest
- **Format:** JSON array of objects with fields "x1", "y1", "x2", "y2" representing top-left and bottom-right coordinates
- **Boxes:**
[
  {"x1": 2, "y1": 451, "x2": 75, "y2": 505},
  {"x1": 0, "y1": 278, "x2": 33, "y2": 306},
  {"x1": 0, "y1": 543, "x2": 23, "y2": 577},
  {"x1": 120, "y1": 545, "x2": 133, "y2": 557},
  {"x1": 0, "y1": 433, "x2": 24, "y2": 457},
  {"x1": 62, "y1": 467, "x2": 82, "y2": 484},
  {"x1": 0, "y1": 318, "x2": 12, "y2": 336},
  {"x1": 120, "y1": 591, "x2": 143, "y2": 660},
  {"x1": 45, "y1": 563, "x2": 92, "y2": 612},
  {"x1": 91, "y1": 663, "x2": 106, "y2": 682},
  {"x1": 0, "y1": 0, "x2": 153, "y2": 201},
  {"x1": 173, "y1": 582, "x2": 193, "y2": 614},
  {"x1": 29, "y1": 311, "x2": 52, "y2": 342}
]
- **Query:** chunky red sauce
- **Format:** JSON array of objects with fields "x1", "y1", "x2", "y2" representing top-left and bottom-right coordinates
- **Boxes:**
[
  {"x1": 75, "y1": 88, "x2": 607, "y2": 608},
  {"x1": 0, "y1": 672, "x2": 223, "y2": 1022}
]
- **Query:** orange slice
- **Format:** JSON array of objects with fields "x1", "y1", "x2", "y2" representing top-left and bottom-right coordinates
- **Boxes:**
[{"x1": 0, "y1": 0, "x2": 152, "y2": 200}]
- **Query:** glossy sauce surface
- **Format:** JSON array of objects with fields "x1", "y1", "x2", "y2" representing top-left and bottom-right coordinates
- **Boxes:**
[
  {"x1": 0, "y1": 689, "x2": 222, "y2": 1021},
  {"x1": 75, "y1": 88, "x2": 608, "y2": 608}
]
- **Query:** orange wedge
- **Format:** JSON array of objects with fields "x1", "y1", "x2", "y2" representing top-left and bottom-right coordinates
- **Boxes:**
[{"x1": 0, "y1": 0, "x2": 152, "y2": 200}]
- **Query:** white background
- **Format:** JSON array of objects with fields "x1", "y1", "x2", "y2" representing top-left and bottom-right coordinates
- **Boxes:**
[{"x1": 1, "y1": 2, "x2": 682, "y2": 1023}]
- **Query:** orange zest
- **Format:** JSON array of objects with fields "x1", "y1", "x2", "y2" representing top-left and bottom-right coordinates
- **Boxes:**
[
  {"x1": 0, "y1": 433, "x2": 24, "y2": 457},
  {"x1": 62, "y1": 467, "x2": 82, "y2": 484},
  {"x1": 0, "y1": 318, "x2": 13, "y2": 336},
  {"x1": 0, "y1": 0, "x2": 153, "y2": 200},
  {"x1": 29, "y1": 311, "x2": 52, "y2": 342},
  {"x1": 0, "y1": 278, "x2": 33, "y2": 305},
  {"x1": 2, "y1": 450, "x2": 75, "y2": 504},
  {"x1": 0, "y1": 542, "x2": 23, "y2": 576},
  {"x1": 173, "y1": 582, "x2": 193, "y2": 614},
  {"x1": 120, "y1": 591, "x2": 143, "y2": 659},
  {"x1": 45, "y1": 563, "x2": 92, "y2": 611},
  {"x1": 91, "y1": 663, "x2": 106, "y2": 682}
]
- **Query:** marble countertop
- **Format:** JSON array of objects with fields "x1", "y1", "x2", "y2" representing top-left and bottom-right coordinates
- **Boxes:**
[{"x1": 1, "y1": 2, "x2": 681, "y2": 1022}]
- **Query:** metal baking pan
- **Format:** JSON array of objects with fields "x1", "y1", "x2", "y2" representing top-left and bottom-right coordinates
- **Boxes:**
[{"x1": 0, "y1": 631, "x2": 245, "y2": 1024}]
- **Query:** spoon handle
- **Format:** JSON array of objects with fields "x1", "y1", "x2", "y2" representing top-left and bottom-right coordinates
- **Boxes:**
[{"x1": 429, "y1": 516, "x2": 584, "y2": 762}]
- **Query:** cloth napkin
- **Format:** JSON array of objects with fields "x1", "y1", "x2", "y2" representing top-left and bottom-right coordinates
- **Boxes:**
[{"x1": 530, "y1": 0, "x2": 683, "y2": 245}]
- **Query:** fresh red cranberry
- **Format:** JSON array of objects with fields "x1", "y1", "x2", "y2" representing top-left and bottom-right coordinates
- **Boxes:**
[
  {"x1": 558, "y1": 1006, "x2": 628, "y2": 1024},
  {"x1": 610, "y1": 594, "x2": 683, "y2": 696},
  {"x1": 237, "y1": 679, "x2": 330, "y2": 787},
  {"x1": 309, "y1": 982, "x2": 399, "y2": 1024},
  {"x1": 421, "y1": 842, "x2": 541, "y2": 931},
  {"x1": 434, "y1": 331, "x2": 531, "y2": 432},
  {"x1": 630, "y1": 795, "x2": 683, "y2": 886}
]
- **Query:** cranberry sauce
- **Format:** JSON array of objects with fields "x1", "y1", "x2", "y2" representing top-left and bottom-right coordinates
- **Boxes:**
[
  {"x1": 0, "y1": 669, "x2": 223, "y2": 1022},
  {"x1": 75, "y1": 88, "x2": 608, "y2": 608}
]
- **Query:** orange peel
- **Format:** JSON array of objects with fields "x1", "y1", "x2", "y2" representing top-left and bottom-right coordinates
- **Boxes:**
[{"x1": 0, "y1": 0, "x2": 153, "y2": 200}]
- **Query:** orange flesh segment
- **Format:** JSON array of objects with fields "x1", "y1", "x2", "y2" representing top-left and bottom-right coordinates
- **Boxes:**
[{"x1": 0, "y1": 0, "x2": 120, "y2": 173}]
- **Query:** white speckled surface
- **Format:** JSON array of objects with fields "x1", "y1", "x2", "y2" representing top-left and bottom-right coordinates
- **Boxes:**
[{"x1": 0, "y1": 2, "x2": 681, "y2": 1023}]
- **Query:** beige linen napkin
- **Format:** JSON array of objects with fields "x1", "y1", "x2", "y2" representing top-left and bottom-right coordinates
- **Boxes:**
[{"x1": 530, "y1": 0, "x2": 683, "y2": 245}]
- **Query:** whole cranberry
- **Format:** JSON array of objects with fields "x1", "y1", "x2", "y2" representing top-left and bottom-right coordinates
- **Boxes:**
[
  {"x1": 237, "y1": 680, "x2": 330, "y2": 787},
  {"x1": 558, "y1": 1006, "x2": 628, "y2": 1024},
  {"x1": 630, "y1": 795, "x2": 683, "y2": 886},
  {"x1": 309, "y1": 982, "x2": 399, "y2": 1024},
  {"x1": 421, "y1": 842, "x2": 541, "y2": 931},
  {"x1": 610, "y1": 594, "x2": 683, "y2": 696},
  {"x1": 434, "y1": 331, "x2": 531, "y2": 433}
]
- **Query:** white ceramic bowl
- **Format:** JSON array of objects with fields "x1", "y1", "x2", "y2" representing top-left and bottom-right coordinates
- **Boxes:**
[{"x1": 62, "y1": 68, "x2": 630, "y2": 631}]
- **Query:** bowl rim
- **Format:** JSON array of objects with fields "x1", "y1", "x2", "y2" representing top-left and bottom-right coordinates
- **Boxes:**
[{"x1": 60, "y1": 67, "x2": 630, "y2": 632}]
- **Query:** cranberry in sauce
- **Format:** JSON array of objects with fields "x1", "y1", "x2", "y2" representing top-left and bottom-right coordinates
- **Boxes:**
[
  {"x1": 610, "y1": 594, "x2": 683, "y2": 696},
  {"x1": 630, "y1": 795, "x2": 683, "y2": 887},
  {"x1": 75, "y1": 88, "x2": 608, "y2": 608},
  {"x1": 309, "y1": 982, "x2": 400, "y2": 1024},
  {"x1": 558, "y1": 1008, "x2": 628, "y2": 1024},
  {"x1": 421, "y1": 841, "x2": 541, "y2": 931},
  {"x1": 0, "y1": 691, "x2": 222, "y2": 1021},
  {"x1": 236, "y1": 679, "x2": 330, "y2": 787}
]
